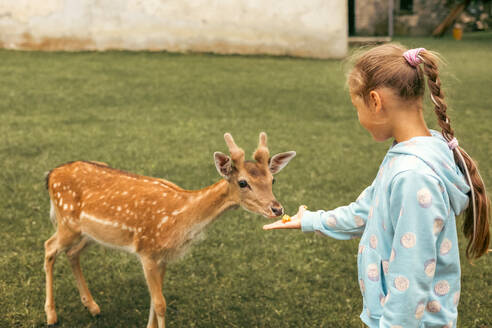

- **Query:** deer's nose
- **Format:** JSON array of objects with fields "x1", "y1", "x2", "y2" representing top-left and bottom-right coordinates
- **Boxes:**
[{"x1": 271, "y1": 206, "x2": 284, "y2": 216}]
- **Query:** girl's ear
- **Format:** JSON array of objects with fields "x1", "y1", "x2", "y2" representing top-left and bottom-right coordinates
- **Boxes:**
[
  {"x1": 214, "y1": 152, "x2": 233, "y2": 179},
  {"x1": 269, "y1": 151, "x2": 296, "y2": 175},
  {"x1": 369, "y1": 90, "x2": 383, "y2": 113}
]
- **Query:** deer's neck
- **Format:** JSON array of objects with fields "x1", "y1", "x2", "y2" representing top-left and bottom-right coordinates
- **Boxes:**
[{"x1": 189, "y1": 179, "x2": 238, "y2": 223}]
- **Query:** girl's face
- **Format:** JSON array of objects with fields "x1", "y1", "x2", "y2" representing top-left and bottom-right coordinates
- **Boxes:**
[{"x1": 350, "y1": 92, "x2": 392, "y2": 142}]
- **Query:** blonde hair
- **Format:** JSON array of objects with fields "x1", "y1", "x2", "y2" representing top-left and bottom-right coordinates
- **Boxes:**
[{"x1": 348, "y1": 43, "x2": 490, "y2": 259}]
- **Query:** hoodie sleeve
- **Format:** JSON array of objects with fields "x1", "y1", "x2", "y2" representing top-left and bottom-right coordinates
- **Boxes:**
[
  {"x1": 301, "y1": 183, "x2": 374, "y2": 239},
  {"x1": 379, "y1": 170, "x2": 448, "y2": 328}
]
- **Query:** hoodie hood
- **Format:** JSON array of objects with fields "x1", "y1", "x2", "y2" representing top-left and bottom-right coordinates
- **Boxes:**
[{"x1": 388, "y1": 130, "x2": 470, "y2": 215}]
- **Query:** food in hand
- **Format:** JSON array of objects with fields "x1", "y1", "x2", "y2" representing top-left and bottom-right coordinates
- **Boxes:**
[{"x1": 282, "y1": 214, "x2": 291, "y2": 223}]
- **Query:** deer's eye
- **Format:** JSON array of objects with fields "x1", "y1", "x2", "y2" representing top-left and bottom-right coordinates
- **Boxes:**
[
  {"x1": 238, "y1": 180, "x2": 249, "y2": 188},
  {"x1": 272, "y1": 178, "x2": 276, "y2": 185}
]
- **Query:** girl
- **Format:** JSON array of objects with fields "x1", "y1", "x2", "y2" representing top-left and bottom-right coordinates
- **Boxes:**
[{"x1": 263, "y1": 44, "x2": 490, "y2": 327}]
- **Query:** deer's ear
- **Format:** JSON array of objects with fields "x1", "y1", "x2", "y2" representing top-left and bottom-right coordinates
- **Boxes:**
[
  {"x1": 269, "y1": 151, "x2": 296, "y2": 175},
  {"x1": 214, "y1": 152, "x2": 233, "y2": 179}
]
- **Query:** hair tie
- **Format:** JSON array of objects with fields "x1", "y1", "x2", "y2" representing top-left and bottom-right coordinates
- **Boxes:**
[
  {"x1": 448, "y1": 137, "x2": 459, "y2": 150},
  {"x1": 403, "y1": 48, "x2": 425, "y2": 67}
]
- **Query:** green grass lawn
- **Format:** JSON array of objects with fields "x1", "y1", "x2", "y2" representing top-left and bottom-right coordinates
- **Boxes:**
[{"x1": 0, "y1": 32, "x2": 491, "y2": 327}]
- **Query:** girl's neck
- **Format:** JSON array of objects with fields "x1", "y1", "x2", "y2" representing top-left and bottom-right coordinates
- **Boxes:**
[{"x1": 389, "y1": 100, "x2": 431, "y2": 143}]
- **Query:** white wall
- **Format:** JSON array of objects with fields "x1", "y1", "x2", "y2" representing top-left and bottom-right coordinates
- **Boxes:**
[{"x1": 0, "y1": 0, "x2": 347, "y2": 58}]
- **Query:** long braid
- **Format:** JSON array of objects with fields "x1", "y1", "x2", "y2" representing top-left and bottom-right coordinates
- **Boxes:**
[
  {"x1": 420, "y1": 51, "x2": 490, "y2": 259},
  {"x1": 420, "y1": 53, "x2": 455, "y2": 141}
]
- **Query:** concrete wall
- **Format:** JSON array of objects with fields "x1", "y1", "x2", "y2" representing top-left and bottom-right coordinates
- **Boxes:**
[{"x1": 0, "y1": 0, "x2": 348, "y2": 59}]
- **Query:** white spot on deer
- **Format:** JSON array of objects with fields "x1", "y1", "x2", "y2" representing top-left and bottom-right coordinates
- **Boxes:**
[
  {"x1": 81, "y1": 212, "x2": 112, "y2": 226},
  {"x1": 137, "y1": 227, "x2": 142, "y2": 233},
  {"x1": 172, "y1": 206, "x2": 187, "y2": 216},
  {"x1": 152, "y1": 201, "x2": 157, "y2": 205},
  {"x1": 162, "y1": 193, "x2": 167, "y2": 197},
  {"x1": 153, "y1": 181, "x2": 159, "y2": 185},
  {"x1": 143, "y1": 179, "x2": 149, "y2": 183},
  {"x1": 69, "y1": 204, "x2": 74, "y2": 211},
  {"x1": 113, "y1": 222, "x2": 119, "y2": 227},
  {"x1": 56, "y1": 192, "x2": 61, "y2": 198},
  {"x1": 77, "y1": 202, "x2": 81, "y2": 207},
  {"x1": 157, "y1": 216, "x2": 169, "y2": 228},
  {"x1": 59, "y1": 198, "x2": 63, "y2": 206},
  {"x1": 99, "y1": 195, "x2": 105, "y2": 200},
  {"x1": 117, "y1": 206, "x2": 122, "y2": 211},
  {"x1": 122, "y1": 191, "x2": 128, "y2": 196}
]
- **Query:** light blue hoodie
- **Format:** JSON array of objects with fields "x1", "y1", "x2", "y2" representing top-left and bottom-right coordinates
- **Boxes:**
[{"x1": 301, "y1": 130, "x2": 469, "y2": 328}]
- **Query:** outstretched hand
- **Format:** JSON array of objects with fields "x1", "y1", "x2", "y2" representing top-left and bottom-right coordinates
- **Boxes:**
[{"x1": 262, "y1": 205, "x2": 307, "y2": 230}]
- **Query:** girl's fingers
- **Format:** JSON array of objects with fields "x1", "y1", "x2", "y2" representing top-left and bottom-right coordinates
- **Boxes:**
[
  {"x1": 297, "y1": 205, "x2": 307, "y2": 217},
  {"x1": 262, "y1": 219, "x2": 300, "y2": 230}
]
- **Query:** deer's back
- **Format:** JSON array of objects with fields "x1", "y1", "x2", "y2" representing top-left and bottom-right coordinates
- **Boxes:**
[{"x1": 46, "y1": 161, "x2": 192, "y2": 255}]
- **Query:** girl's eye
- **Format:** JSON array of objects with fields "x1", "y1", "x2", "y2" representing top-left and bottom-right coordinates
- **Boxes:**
[
  {"x1": 272, "y1": 178, "x2": 276, "y2": 185},
  {"x1": 238, "y1": 180, "x2": 248, "y2": 188}
]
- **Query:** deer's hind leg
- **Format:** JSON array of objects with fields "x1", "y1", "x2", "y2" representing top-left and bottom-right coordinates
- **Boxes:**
[
  {"x1": 66, "y1": 237, "x2": 101, "y2": 317},
  {"x1": 44, "y1": 227, "x2": 80, "y2": 326},
  {"x1": 44, "y1": 200, "x2": 83, "y2": 326}
]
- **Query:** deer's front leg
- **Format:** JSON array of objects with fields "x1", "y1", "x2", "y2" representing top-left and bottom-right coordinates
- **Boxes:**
[
  {"x1": 147, "y1": 264, "x2": 167, "y2": 328},
  {"x1": 141, "y1": 257, "x2": 166, "y2": 328}
]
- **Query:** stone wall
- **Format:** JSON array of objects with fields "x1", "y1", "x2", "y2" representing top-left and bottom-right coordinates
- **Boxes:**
[
  {"x1": 353, "y1": 0, "x2": 452, "y2": 37},
  {"x1": 394, "y1": 0, "x2": 450, "y2": 36},
  {"x1": 0, "y1": 0, "x2": 348, "y2": 59},
  {"x1": 355, "y1": 0, "x2": 389, "y2": 36}
]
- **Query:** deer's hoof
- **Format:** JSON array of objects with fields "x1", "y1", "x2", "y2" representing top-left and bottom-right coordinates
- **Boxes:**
[
  {"x1": 87, "y1": 302, "x2": 101, "y2": 317},
  {"x1": 46, "y1": 310, "x2": 58, "y2": 327}
]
